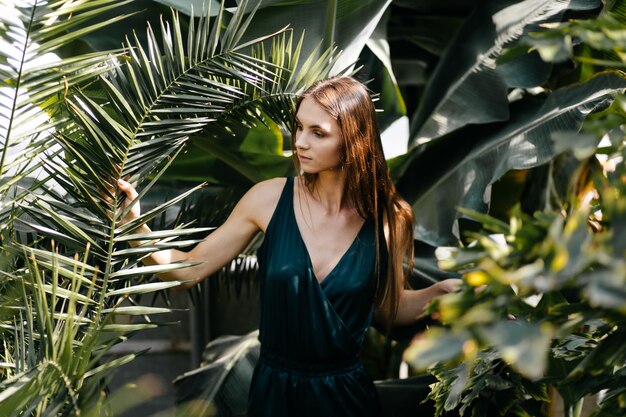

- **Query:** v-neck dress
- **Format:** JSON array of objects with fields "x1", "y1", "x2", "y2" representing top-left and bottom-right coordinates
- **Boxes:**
[{"x1": 247, "y1": 177, "x2": 384, "y2": 417}]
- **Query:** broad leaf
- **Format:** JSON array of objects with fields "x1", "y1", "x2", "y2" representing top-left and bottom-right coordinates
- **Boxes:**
[
  {"x1": 480, "y1": 320, "x2": 553, "y2": 379},
  {"x1": 228, "y1": 0, "x2": 392, "y2": 74},
  {"x1": 397, "y1": 71, "x2": 626, "y2": 245},
  {"x1": 174, "y1": 331, "x2": 260, "y2": 415},
  {"x1": 410, "y1": 0, "x2": 602, "y2": 145},
  {"x1": 403, "y1": 328, "x2": 469, "y2": 370}
]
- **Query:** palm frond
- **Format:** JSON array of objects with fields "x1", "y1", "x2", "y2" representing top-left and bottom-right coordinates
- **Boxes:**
[{"x1": 0, "y1": 0, "x2": 133, "y2": 233}]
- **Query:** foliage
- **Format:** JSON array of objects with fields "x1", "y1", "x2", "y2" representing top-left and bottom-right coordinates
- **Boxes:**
[
  {"x1": 392, "y1": 0, "x2": 618, "y2": 246},
  {"x1": 124, "y1": 0, "x2": 623, "y2": 249},
  {"x1": 403, "y1": 4, "x2": 626, "y2": 414},
  {"x1": 3, "y1": 0, "x2": 626, "y2": 415},
  {"x1": 406, "y1": 152, "x2": 626, "y2": 415},
  {"x1": 159, "y1": 0, "x2": 394, "y2": 185}
]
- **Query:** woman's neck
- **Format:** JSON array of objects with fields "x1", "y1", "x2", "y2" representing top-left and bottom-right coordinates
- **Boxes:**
[{"x1": 308, "y1": 170, "x2": 348, "y2": 215}]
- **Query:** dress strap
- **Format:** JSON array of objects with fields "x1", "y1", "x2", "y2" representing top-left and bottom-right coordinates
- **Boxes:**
[
  {"x1": 264, "y1": 177, "x2": 293, "y2": 238},
  {"x1": 279, "y1": 176, "x2": 294, "y2": 214}
]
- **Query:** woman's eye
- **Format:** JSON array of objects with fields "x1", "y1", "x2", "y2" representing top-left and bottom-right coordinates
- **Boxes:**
[{"x1": 313, "y1": 131, "x2": 323, "y2": 138}]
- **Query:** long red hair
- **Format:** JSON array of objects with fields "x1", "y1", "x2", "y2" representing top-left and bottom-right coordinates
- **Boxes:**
[{"x1": 291, "y1": 76, "x2": 414, "y2": 326}]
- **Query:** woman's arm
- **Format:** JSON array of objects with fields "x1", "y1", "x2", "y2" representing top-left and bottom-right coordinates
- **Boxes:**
[
  {"x1": 116, "y1": 178, "x2": 284, "y2": 288},
  {"x1": 392, "y1": 279, "x2": 462, "y2": 327}
]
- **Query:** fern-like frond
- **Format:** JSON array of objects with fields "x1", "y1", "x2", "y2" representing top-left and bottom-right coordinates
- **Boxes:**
[{"x1": 0, "y1": 0, "x2": 133, "y2": 233}]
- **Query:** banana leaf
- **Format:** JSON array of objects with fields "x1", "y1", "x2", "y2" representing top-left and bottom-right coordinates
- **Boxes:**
[
  {"x1": 173, "y1": 331, "x2": 260, "y2": 417},
  {"x1": 205, "y1": 0, "x2": 393, "y2": 74},
  {"x1": 397, "y1": 71, "x2": 626, "y2": 246},
  {"x1": 410, "y1": 0, "x2": 602, "y2": 145},
  {"x1": 361, "y1": 10, "x2": 409, "y2": 158}
]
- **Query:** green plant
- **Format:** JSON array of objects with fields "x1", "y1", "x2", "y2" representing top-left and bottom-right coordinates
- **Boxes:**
[{"x1": 402, "y1": 3, "x2": 626, "y2": 416}]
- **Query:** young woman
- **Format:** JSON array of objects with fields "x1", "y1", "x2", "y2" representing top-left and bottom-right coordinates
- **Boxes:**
[{"x1": 117, "y1": 76, "x2": 460, "y2": 417}]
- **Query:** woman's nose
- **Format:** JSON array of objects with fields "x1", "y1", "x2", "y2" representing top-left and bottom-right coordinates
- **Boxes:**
[{"x1": 295, "y1": 133, "x2": 310, "y2": 149}]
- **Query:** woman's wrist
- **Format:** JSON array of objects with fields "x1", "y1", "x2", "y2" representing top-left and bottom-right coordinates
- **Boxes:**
[{"x1": 128, "y1": 223, "x2": 153, "y2": 247}]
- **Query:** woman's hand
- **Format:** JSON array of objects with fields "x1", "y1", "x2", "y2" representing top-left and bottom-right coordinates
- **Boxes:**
[
  {"x1": 430, "y1": 278, "x2": 462, "y2": 296},
  {"x1": 116, "y1": 179, "x2": 141, "y2": 226},
  {"x1": 391, "y1": 278, "x2": 463, "y2": 327}
]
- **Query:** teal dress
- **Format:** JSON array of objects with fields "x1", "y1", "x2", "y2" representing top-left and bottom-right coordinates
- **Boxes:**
[{"x1": 247, "y1": 177, "x2": 384, "y2": 417}]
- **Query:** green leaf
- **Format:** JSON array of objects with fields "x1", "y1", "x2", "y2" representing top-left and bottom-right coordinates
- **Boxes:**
[
  {"x1": 114, "y1": 227, "x2": 213, "y2": 242},
  {"x1": 173, "y1": 331, "x2": 259, "y2": 412},
  {"x1": 397, "y1": 71, "x2": 626, "y2": 245},
  {"x1": 101, "y1": 323, "x2": 160, "y2": 332},
  {"x1": 582, "y1": 268, "x2": 626, "y2": 312},
  {"x1": 112, "y1": 239, "x2": 203, "y2": 256},
  {"x1": 0, "y1": 0, "x2": 130, "y2": 208},
  {"x1": 105, "y1": 281, "x2": 182, "y2": 296},
  {"x1": 227, "y1": 0, "x2": 391, "y2": 75},
  {"x1": 480, "y1": 320, "x2": 553, "y2": 379},
  {"x1": 410, "y1": 0, "x2": 601, "y2": 145},
  {"x1": 404, "y1": 329, "x2": 468, "y2": 370},
  {"x1": 101, "y1": 306, "x2": 173, "y2": 315}
]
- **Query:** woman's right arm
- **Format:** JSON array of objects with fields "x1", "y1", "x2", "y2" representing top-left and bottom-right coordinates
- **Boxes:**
[{"x1": 117, "y1": 178, "x2": 283, "y2": 289}]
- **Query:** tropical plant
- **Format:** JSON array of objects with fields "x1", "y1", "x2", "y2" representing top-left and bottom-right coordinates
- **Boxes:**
[
  {"x1": 0, "y1": 0, "x2": 337, "y2": 414},
  {"x1": 3, "y1": 0, "x2": 625, "y2": 415},
  {"x1": 403, "y1": 2, "x2": 626, "y2": 415}
]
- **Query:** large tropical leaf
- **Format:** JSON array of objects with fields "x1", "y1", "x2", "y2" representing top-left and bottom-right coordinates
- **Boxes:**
[
  {"x1": 0, "y1": 0, "x2": 133, "y2": 219},
  {"x1": 174, "y1": 330, "x2": 260, "y2": 416},
  {"x1": 168, "y1": 129, "x2": 293, "y2": 185},
  {"x1": 409, "y1": 0, "x2": 602, "y2": 146},
  {"x1": 396, "y1": 71, "x2": 626, "y2": 245},
  {"x1": 162, "y1": 0, "x2": 391, "y2": 75},
  {"x1": 359, "y1": 10, "x2": 409, "y2": 158}
]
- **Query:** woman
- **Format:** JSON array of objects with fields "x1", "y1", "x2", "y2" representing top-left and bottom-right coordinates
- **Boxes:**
[{"x1": 117, "y1": 76, "x2": 460, "y2": 416}]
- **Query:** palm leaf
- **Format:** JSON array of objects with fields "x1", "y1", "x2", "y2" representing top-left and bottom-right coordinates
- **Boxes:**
[
  {"x1": 157, "y1": 0, "x2": 398, "y2": 184},
  {"x1": 0, "y1": 0, "x2": 133, "y2": 189}
]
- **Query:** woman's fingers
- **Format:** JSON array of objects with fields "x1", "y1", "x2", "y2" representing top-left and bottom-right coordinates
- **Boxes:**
[
  {"x1": 117, "y1": 178, "x2": 138, "y2": 200},
  {"x1": 115, "y1": 179, "x2": 141, "y2": 225},
  {"x1": 440, "y1": 278, "x2": 462, "y2": 294}
]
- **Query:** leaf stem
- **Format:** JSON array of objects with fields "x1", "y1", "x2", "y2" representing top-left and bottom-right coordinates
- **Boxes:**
[
  {"x1": 0, "y1": 1, "x2": 37, "y2": 179},
  {"x1": 323, "y1": 0, "x2": 337, "y2": 58}
]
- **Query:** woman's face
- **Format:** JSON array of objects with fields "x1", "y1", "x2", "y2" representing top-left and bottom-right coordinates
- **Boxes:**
[{"x1": 294, "y1": 97, "x2": 343, "y2": 174}]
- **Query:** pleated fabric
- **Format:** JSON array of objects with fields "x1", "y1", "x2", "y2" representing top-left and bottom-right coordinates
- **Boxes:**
[{"x1": 248, "y1": 177, "x2": 384, "y2": 417}]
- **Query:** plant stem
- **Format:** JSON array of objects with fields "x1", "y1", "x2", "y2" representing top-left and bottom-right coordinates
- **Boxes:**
[{"x1": 573, "y1": 398, "x2": 584, "y2": 417}]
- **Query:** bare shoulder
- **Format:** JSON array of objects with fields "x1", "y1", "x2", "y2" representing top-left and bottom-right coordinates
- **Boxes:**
[
  {"x1": 238, "y1": 177, "x2": 288, "y2": 233},
  {"x1": 245, "y1": 177, "x2": 287, "y2": 205}
]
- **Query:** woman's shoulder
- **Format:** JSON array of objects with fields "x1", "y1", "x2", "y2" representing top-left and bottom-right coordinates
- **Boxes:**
[
  {"x1": 241, "y1": 177, "x2": 289, "y2": 232},
  {"x1": 247, "y1": 177, "x2": 288, "y2": 199}
]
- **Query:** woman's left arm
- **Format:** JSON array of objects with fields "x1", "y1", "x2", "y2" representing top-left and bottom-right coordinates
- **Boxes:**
[{"x1": 393, "y1": 279, "x2": 462, "y2": 327}]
